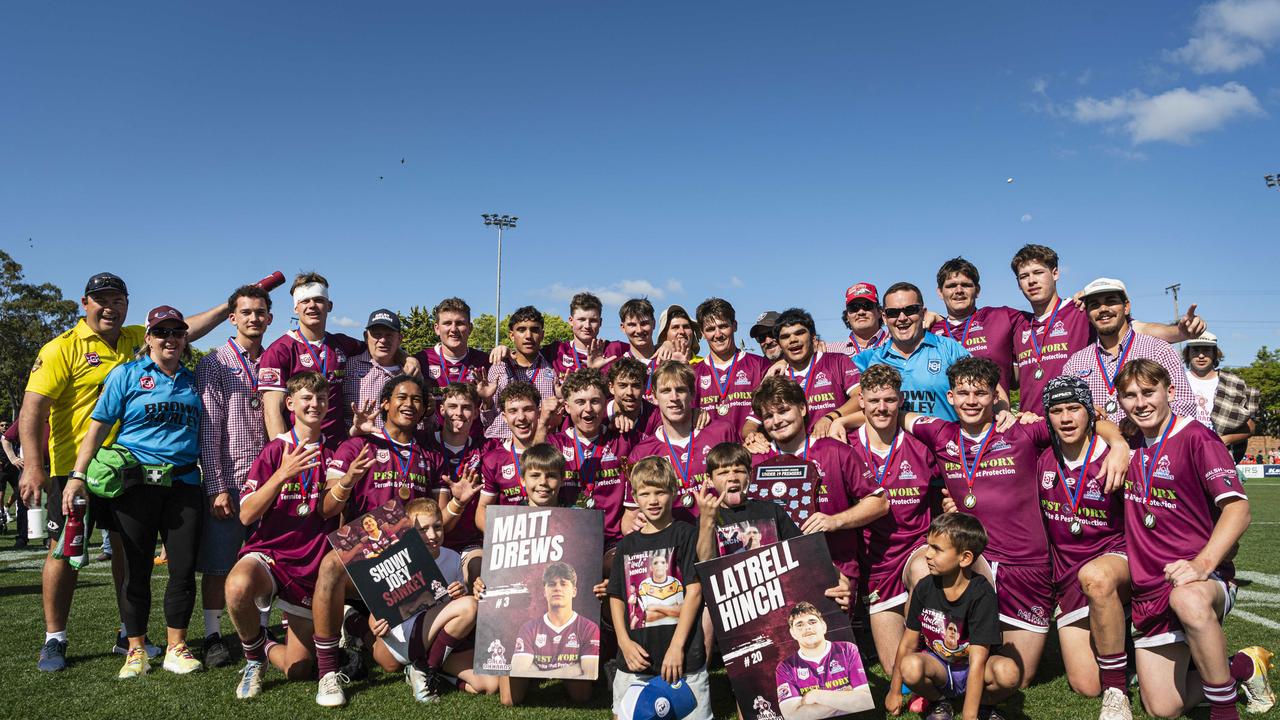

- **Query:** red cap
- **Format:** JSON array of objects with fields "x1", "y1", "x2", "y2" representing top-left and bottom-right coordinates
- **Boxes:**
[
  {"x1": 844, "y1": 282, "x2": 878, "y2": 305},
  {"x1": 146, "y1": 305, "x2": 187, "y2": 330}
]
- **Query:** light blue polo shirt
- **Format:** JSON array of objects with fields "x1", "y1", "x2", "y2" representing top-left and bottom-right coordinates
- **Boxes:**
[
  {"x1": 854, "y1": 332, "x2": 970, "y2": 421},
  {"x1": 92, "y1": 356, "x2": 203, "y2": 484}
]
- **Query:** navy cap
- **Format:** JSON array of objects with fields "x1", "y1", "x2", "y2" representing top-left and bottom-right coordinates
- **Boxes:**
[
  {"x1": 366, "y1": 308, "x2": 402, "y2": 332},
  {"x1": 621, "y1": 677, "x2": 697, "y2": 720},
  {"x1": 85, "y1": 272, "x2": 128, "y2": 297}
]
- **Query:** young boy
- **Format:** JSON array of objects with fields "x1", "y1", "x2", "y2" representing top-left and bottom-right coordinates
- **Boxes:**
[
  {"x1": 608, "y1": 357, "x2": 661, "y2": 436},
  {"x1": 1115, "y1": 360, "x2": 1272, "y2": 719},
  {"x1": 549, "y1": 369, "x2": 636, "y2": 548},
  {"x1": 473, "y1": 443, "x2": 606, "y2": 706},
  {"x1": 901, "y1": 357, "x2": 1130, "y2": 696},
  {"x1": 227, "y1": 371, "x2": 349, "y2": 699},
  {"x1": 310, "y1": 374, "x2": 447, "y2": 706},
  {"x1": 695, "y1": 442, "x2": 801, "y2": 562},
  {"x1": 608, "y1": 457, "x2": 711, "y2": 720},
  {"x1": 761, "y1": 308, "x2": 860, "y2": 438},
  {"x1": 544, "y1": 292, "x2": 626, "y2": 383},
  {"x1": 886, "y1": 513, "x2": 1018, "y2": 720},
  {"x1": 367, "y1": 498, "x2": 499, "y2": 702},
  {"x1": 694, "y1": 298, "x2": 768, "y2": 441},
  {"x1": 619, "y1": 298, "x2": 661, "y2": 396},
  {"x1": 430, "y1": 382, "x2": 488, "y2": 584},
  {"x1": 929, "y1": 258, "x2": 1022, "y2": 394},
  {"x1": 485, "y1": 305, "x2": 557, "y2": 440},
  {"x1": 475, "y1": 382, "x2": 553, "y2": 532},
  {"x1": 849, "y1": 364, "x2": 938, "y2": 674}
]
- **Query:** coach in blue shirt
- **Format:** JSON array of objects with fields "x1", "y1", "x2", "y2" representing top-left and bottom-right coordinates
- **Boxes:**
[
  {"x1": 853, "y1": 282, "x2": 971, "y2": 421},
  {"x1": 64, "y1": 305, "x2": 207, "y2": 679}
]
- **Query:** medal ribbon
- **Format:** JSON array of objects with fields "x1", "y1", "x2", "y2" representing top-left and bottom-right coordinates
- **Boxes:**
[
  {"x1": 771, "y1": 433, "x2": 810, "y2": 463},
  {"x1": 1055, "y1": 433, "x2": 1097, "y2": 517},
  {"x1": 289, "y1": 428, "x2": 318, "y2": 502},
  {"x1": 1094, "y1": 330, "x2": 1136, "y2": 400},
  {"x1": 709, "y1": 351, "x2": 741, "y2": 411},
  {"x1": 380, "y1": 429, "x2": 417, "y2": 487},
  {"x1": 663, "y1": 428, "x2": 698, "y2": 491},
  {"x1": 572, "y1": 428, "x2": 598, "y2": 503},
  {"x1": 507, "y1": 443, "x2": 526, "y2": 502},
  {"x1": 1139, "y1": 417, "x2": 1175, "y2": 511},
  {"x1": 789, "y1": 353, "x2": 817, "y2": 397},
  {"x1": 860, "y1": 427, "x2": 900, "y2": 486},
  {"x1": 436, "y1": 344, "x2": 469, "y2": 388},
  {"x1": 958, "y1": 424, "x2": 998, "y2": 498},
  {"x1": 227, "y1": 339, "x2": 259, "y2": 392},
  {"x1": 944, "y1": 315, "x2": 975, "y2": 346},
  {"x1": 297, "y1": 331, "x2": 328, "y2": 377},
  {"x1": 1028, "y1": 298, "x2": 1062, "y2": 370}
]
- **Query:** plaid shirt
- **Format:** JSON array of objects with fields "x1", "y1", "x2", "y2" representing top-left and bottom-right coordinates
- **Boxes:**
[
  {"x1": 342, "y1": 351, "x2": 403, "y2": 434},
  {"x1": 1062, "y1": 330, "x2": 1197, "y2": 424},
  {"x1": 485, "y1": 355, "x2": 557, "y2": 439},
  {"x1": 196, "y1": 340, "x2": 268, "y2": 497},
  {"x1": 824, "y1": 328, "x2": 889, "y2": 360},
  {"x1": 1208, "y1": 370, "x2": 1259, "y2": 435}
]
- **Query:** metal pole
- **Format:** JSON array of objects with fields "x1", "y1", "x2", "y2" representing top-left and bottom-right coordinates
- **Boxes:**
[
  {"x1": 495, "y1": 224, "x2": 503, "y2": 348},
  {"x1": 1165, "y1": 283, "x2": 1181, "y2": 322}
]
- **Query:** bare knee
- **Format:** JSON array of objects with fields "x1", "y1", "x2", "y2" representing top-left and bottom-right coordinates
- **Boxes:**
[
  {"x1": 1168, "y1": 586, "x2": 1214, "y2": 629},
  {"x1": 1140, "y1": 690, "x2": 1184, "y2": 719},
  {"x1": 899, "y1": 653, "x2": 925, "y2": 684},
  {"x1": 1078, "y1": 563, "x2": 1117, "y2": 601},
  {"x1": 1067, "y1": 673, "x2": 1102, "y2": 698},
  {"x1": 988, "y1": 657, "x2": 1021, "y2": 690},
  {"x1": 284, "y1": 658, "x2": 314, "y2": 681}
]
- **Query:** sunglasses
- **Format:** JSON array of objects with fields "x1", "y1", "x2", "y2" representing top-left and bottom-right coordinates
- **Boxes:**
[
  {"x1": 882, "y1": 304, "x2": 922, "y2": 319},
  {"x1": 1188, "y1": 346, "x2": 1216, "y2": 356},
  {"x1": 149, "y1": 328, "x2": 188, "y2": 339},
  {"x1": 846, "y1": 300, "x2": 877, "y2": 313}
]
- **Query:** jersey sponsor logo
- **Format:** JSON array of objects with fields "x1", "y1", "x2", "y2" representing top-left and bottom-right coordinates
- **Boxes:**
[
  {"x1": 501, "y1": 463, "x2": 515, "y2": 479},
  {"x1": 562, "y1": 355, "x2": 574, "y2": 367},
  {"x1": 258, "y1": 367, "x2": 282, "y2": 385},
  {"x1": 139, "y1": 375, "x2": 155, "y2": 390},
  {"x1": 699, "y1": 374, "x2": 712, "y2": 390},
  {"x1": 777, "y1": 684, "x2": 793, "y2": 700},
  {"x1": 84, "y1": 351, "x2": 101, "y2": 366},
  {"x1": 1021, "y1": 329, "x2": 1032, "y2": 344},
  {"x1": 299, "y1": 353, "x2": 314, "y2": 368},
  {"x1": 566, "y1": 632, "x2": 579, "y2": 649},
  {"x1": 814, "y1": 372, "x2": 832, "y2": 388},
  {"x1": 376, "y1": 448, "x2": 391, "y2": 463},
  {"x1": 927, "y1": 359, "x2": 942, "y2": 374},
  {"x1": 898, "y1": 460, "x2": 916, "y2": 480},
  {"x1": 1050, "y1": 320, "x2": 1067, "y2": 337}
]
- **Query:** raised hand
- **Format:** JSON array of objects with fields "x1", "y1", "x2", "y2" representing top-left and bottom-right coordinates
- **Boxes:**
[
  {"x1": 279, "y1": 441, "x2": 322, "y2": 481},
  {"x1": 350, "y1": 399, "x2": 380, "y2": 436},
  {"x1": 1179, "y1": 304, "x2": 1205, "y2": 338},
  {"x1": 447, "y1": 464, "x2": 482, "y2": 505}
]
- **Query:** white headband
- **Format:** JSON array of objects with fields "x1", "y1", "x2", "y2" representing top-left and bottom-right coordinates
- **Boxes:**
[{"x1": 293, "y1": 283, "x2": 330, "y2": 305}]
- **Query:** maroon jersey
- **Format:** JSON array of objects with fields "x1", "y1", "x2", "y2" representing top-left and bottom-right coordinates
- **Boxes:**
[
  {"x1": 258, "y1": 331, "x2": 364, "y2": 448},
  {"x1": 757, "y1": 352, "x2": 859, "y2": 432},
  {"x1": 853, "y1": 427, "x2": 938, "y2": 580},
  {"x1": 549, "y1": 428, "x2": 636, "y2": 541},
  {"x1": 694, "y1": 351, "x2": 768, "y2": 439},
  {"x1": 427, "y1": 433, "x2": 487, "y2": 551},
  {"x1": 1013, "y1": 301, "x2": 1092, "y2": 415},
  {"x1": 625, "y1": 419, "x2": 737, "y2": 523},
  {"x1": 929, "y1": 306, "x2": 1021, "y2": 392},
  {"x1": 1123, "y1": 416, "x2": 1245, "y2": 598},
  {"x1": 608, "y1": 399, "x2": 661, "y2": 436},
  {"x1": 327, "y1": 434, "x2": 445, "y2": 518},
  {"x1": 415, "y1": 345, "x2": 492, "y2": 388},
  {"x1": 910, "y1": 417, "x2": 1052, "y2": 565},
  {"x1": 542, "y1": 340, "x2": 627, "y2": 383},
  {"x1": 1036, "y1": 442, "x2": 1125, "y2": 587},
  {"x1": 479, "y1": 439, "x2": 530, "y2": 506},
  {"x1": 239, "y1": 436, "x2": 338, "y2": 586},
  {"x1": 512, "y1": 612, "x2": 601, "y2": 672},
  {"x1": 775, "y1": 641, "x2": 868, "y2": 706},
  {"x1": 750, "y1": 438, "x2": 881, "y2": 579}
]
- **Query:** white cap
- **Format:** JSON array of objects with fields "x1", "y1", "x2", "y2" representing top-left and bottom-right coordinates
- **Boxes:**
[
  {"x1": 1080, "y1": 277, "x2": 1128, "y2": 298},
  {"x1": 1186, "y1": 331, "x2": 1218, "y2": 347}
]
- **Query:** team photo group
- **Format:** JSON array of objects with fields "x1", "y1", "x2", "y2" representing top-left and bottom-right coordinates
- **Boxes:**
[{"x1": 13, "y1": 242, "x2": 1275, "y2": 720}]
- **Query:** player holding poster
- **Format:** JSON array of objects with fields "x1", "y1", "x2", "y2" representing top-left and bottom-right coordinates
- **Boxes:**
[{"x1": 697, "y1": 533, "x2": 873, "y2": 720}]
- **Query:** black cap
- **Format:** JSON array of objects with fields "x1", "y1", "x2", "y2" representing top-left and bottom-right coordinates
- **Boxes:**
[
  {"x1": 84, "y1": 272, "x2": 128, "y2": 297},
  {"x1": 749, "y1": 311, "x2": 780, "y2": 340},
  {"x1": 366, "y1": 308, "x2": 401, "y2": 332}
]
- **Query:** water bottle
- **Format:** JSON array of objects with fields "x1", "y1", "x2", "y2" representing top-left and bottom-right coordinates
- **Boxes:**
[
  {"x1": 27, "y1": 501, "x2": 47, "y2": 540},
  {"x1": 64, "y1": 497, "x2": 87, "y2": 557}
]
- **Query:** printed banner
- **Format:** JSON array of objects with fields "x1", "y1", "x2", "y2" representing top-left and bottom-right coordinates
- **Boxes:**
[
  {"x1": 474, "y1": 506, "x2": 604, "y2": 679},
  {"x1": 697, "y1": 533, "x2": 873, "y2": 720},
  {"x1": 327, "y1": 501, "x2": 449, "y2": 626}
]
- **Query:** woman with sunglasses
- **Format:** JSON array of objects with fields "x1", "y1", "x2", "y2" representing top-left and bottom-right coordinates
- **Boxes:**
[{"x1": 63, "y1": 306, "x2": 206, "y2": 679}]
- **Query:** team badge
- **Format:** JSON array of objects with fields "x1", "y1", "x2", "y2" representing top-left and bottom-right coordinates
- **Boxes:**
[
  {"x1": 336, "y1": 350, "x2": 347, "y2": 364},
  {"x1": 945, "y1": 440, "x2": 959, "y2": 455},
  {"x1": 1085, "y1": 479, "x2": 1103, "y2": 499},
  {"x1": 771, "y1": 481, "x2": 787, "y2": 498},
  {"x1": 777, "y1": 685, "x2": 793, "y2": 701},
  {"x1": 1076, "y1": 367, "x2": 1091, "y2": 376},
  {"x1": 797, "y1": 668, "x2": 810, "y2": 680},
  {"x1": 898, "y1": 460, "x2": 916, "y2": 480},
  {"x1": 1050, "y1": 320, "x2": 1067, "y2": 337},
  {"x1": 376, "y1": 448, "x2": 391, "y2": 463},
  {"x1": 927, "y1": 359, "x2": 942, "y2": 374},
  {"x1": 535, "y1": 633, "x2": 547, "y2": 648},
  {"x1": 735, "y1": 370, "x2": 751, "y2": 385},
  {"x1": 514, "y1": 638, "x2": 525, "y2": 653},
  {"x1": 501, "y1": 464, "x2": 515, "y2": 479},
  {"x1": 429, "y1": 365, "x2": 442, "y2": 379},
  {"x1": 562, "y1": 447, "x2": 575, "y2": 460},
  {"x1": 990, "y1": 439, "x2": 1011, "y2": 452},
  {"x1": 1021, "y1": 329, "x2": 1032, "y2": 343},
  {"x1": 1154, "y1": 456, "x2": 1173, "y2": 479},
  {"x1": 813, "y1": 372, "x2": 831, "y2": 388},
  {"x1": 30, "y1": 357, "x2": 42, "y2": 373},
  {"x1": 565, "y1": 633, "x2": 579, "y2": 649},
  {"x1": 1041, "y1": 471, "x2": 1056, "y2": 489},
  {"x1": 299, "y1": 353, "x2": 314, "y2": 368},
  {"x1": 139, "y1": 375, "x2": 155, "y2": 390},
  {"x1": 654, "y1": 698, "x2": 671, "y2": 717},
  {"x1": 829, "y1": 659, "x2": 844, "y2": 673},
  {"x1": 699, "y1": 374, "x2": 712, "y2": 390},
  {"x1": 84, "y1": 352, "x2": 101, "y2": 366}
]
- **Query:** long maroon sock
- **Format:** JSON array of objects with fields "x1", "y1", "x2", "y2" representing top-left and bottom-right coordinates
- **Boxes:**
[
  {"x1": 241, "y1": 630, "x2": 266, "y2": 662},
  {"x1": 314, "y1": 634, "x2": 341, "y2": 677},
  {"x1": 1097, "y1": 652, "x2": 1127, "y2": 692},
  {"x1": 1230, "y1": 652, "x2": 1253, "y2": 684},
  {"x1": 1204, "y1": 680, "x2": 1240, "y2": 720},
  {"x1": 425, "y1": 629, "x2": 462, "y2": 670}
]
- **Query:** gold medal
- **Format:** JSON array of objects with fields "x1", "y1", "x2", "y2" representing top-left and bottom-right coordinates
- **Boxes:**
[
  {"x1": 1105, "y1": 399, "x2": 1118, "y2": 415},
  {"x1": 1033, "y1": 367, "x2": 1045, "y2": 380},
  {"x1": 585, "y1": 496, "x2": 596, "y2": 509},
  {"x1": 963, "y1": 492, "x2": 976, "y2": 509},
  {"x1": 399, "y1": 485, "x2": 412, "y2": 500}
]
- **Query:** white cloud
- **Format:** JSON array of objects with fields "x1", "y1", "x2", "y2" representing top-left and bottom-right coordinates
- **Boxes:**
[
  {"x1": 330, "y1": 316, "x2": 361, "y2": 329},
  {"x1": 729, "y1": 275, "x2": 745, "y2": 288},
  {"x1": 1020, "y1": 214, "x2": 1033, "y2": 223},
  {"x1": 664, "y1": 279, "x2": 683, "y2": 294},
  {"x1": 1032, "y1": 76, "x2": 1049, "y2": 97},
  {"x1": 542, "y1": 278, "x2": 681, "y2": 307},
  {"x1": 1072, "y1": 82, "x2": 1264, "y2": 143},
  {"x1": 1170, "y1": 0, "x2": 1280, "y2": 73}
]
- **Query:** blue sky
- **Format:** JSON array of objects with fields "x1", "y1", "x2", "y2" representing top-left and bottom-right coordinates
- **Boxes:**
[{"x1": 3, "y1": 2, "x2": 1278, "y2": 363}]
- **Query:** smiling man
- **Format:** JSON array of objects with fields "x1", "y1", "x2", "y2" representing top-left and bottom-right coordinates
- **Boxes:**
[{"x1": 928, "y1": 258, "x2": 1022, "y2": 394}]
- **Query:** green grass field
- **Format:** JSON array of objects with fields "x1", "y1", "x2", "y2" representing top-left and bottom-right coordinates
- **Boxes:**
[{"x1": 4, "y1": 483, "x2": 1280, "y2": 720}]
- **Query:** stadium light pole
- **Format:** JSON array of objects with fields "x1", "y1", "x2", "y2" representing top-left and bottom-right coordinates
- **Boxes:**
[{"x1": 482, "y1": 214, "x2": 518, "y2": 348}]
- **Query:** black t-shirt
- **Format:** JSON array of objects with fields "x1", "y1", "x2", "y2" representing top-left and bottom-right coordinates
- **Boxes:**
[
  {"x1": 608, "y1": 521, "x2": 705, "y2": 674},
  {"x1": 905, "y1": 573, "x2": 1000, "y2": 667},
  {"x1": 712, "y1": 500, "x2": 801, "y2": 557}
]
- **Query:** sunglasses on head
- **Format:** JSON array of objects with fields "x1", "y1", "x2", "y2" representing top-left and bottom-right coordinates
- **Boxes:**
[
  {"x1": 149, "y1": 327, "x2": 187, "y2": 339},
  {"x1": 846, "y1": 300, "x2": 877, "y2": 313},
  {"x1": 882, "y1": 304, "x2": 922, "y2": 319}
]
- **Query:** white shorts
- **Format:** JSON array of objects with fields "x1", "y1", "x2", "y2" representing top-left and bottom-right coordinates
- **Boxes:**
[{"x1": 242, "y1": 551, "x2": 313, "y2": 620}]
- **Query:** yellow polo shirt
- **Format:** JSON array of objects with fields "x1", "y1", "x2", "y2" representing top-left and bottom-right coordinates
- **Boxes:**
[{"x1": 25, "y1": 319, "x2": 147, "y2": 476}]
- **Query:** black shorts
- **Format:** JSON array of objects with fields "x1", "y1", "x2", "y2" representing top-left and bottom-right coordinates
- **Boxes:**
[{"x1": 47, "y1": 475, "x2": 116, "y2": 538}]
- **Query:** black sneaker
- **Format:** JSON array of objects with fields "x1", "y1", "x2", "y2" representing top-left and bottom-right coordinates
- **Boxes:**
[
  {"x1": 204, "y1": 633, "x2": 232, "y2": 668},
  {"x1": 978, "y1": 705, "x2": 1006, "y2": 720},
  {"x1": 340, "y1": 647, "x2": 368, "y2": 681}
]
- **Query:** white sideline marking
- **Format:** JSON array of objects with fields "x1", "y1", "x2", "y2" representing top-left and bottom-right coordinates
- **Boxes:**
[
  {"x1": 1236, "y1": 571, "x2": 1280, "y2": 590},
  {"x1": 1233, "y1": 609, "x2": 1280, "y2": 631}
]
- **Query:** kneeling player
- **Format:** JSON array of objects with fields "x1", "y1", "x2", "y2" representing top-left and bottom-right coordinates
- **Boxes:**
[
  {"x1": 776, "y1": 602, "x2": 873, "y2": 720},
  {"x1": 227, "y1": 371, "x2": 342, "y2": 699},
  {"x1": 1115, "y1": 360, "x2": 1273, "y2": 719},
  {"x1": 368, "y1": 498, "x2": 498, "y2": 701}
]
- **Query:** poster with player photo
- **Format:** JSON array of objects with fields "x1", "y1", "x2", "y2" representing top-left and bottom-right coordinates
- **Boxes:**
[
  {"x1": 620, "y1": 546, "x2": 691, "y2": 631},
  {"x1": 473, "y1": 506, "x2": 604, "y2": 679},
  {"x1": 716, "y1": 519, "x2": 779, "y2": 556},
  {"x1": 696, "y1": 533, "x2": 873, "y2": 720},
  {"x1": 749, "y1": 455, "x2": 819, "y2": 527},
  {"x1": 327, "y1": 500, "x2": 450, "y2": 626}
]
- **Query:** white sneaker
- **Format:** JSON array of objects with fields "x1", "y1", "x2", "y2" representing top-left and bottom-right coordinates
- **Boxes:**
[
  {"x1": 1098, "y1": 687, "x2": 1132, "y2": 720},
  {"x1": 1240, "y1": 646, "x2": 1276, "y2": 714},
  {"x1": 236, "y1": 660, "x2": 265, "y2": 700},
  {"x1": 316, "y1": 671, "x2": 350, "y2": 707},
  {"x1": 405, "y1": 664, "x2": 442, "y2": 703}
]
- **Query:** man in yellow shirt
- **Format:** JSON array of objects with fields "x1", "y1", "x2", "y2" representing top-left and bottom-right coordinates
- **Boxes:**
[{"x1": 20, "y1": 272, "x2": 232, "y2": 672}]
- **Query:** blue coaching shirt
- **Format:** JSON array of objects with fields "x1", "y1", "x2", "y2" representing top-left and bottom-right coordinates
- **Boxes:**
[
  {"x1": 853, "y1": 333, "x2": 970, "y2": 421},
  {"x1": 91, "y1": 356, "x2": 203, "y2": 485}
]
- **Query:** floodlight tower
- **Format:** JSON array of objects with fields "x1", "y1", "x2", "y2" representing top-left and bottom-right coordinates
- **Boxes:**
[{"x1": 482, "y1": 214, "x2": 518, "y2": 347}]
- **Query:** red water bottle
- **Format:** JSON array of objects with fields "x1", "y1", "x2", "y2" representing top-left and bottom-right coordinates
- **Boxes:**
[
  {"x1": 65, "y1": 497, "x2": 87, "y2": 558},
  {"x1": 254, "y1": 271, "x2": 285, "y2": 291}
]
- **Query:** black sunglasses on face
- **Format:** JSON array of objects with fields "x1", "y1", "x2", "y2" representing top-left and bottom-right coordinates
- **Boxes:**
[
  {"x1": 150, "y1": 328, "x2": 188, "y2": 339},
  {"x1": 846, "y1": 300, "x2": 877, "y2": 313},
  {"x1": 882, "y1": 304, "x2": 922, "y2": 319}
]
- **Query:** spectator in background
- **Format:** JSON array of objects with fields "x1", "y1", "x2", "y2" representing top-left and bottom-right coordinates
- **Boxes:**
[
  {"x1": 1, "y1": 419, "x2": 29, "y2": 545},
  {"x1": 1184, "y1": 332, "x2": 1260, "y2": 463},
  {"x1": 749, "y1": 312, "x2": 782, "y2": 362}
]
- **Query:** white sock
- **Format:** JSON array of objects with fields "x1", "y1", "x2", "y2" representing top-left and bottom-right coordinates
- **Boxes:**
[
  {"x1": 204, "y1": 609, "x2": 223, "y2": 636},
  {"x1": 46, "y1": 631, "x2": 67, "y2": 643}
]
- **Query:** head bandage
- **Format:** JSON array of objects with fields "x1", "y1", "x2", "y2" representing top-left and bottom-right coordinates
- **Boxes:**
[{"x1": 293, "y1": 283, "x2": 330, "y2": 305}]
